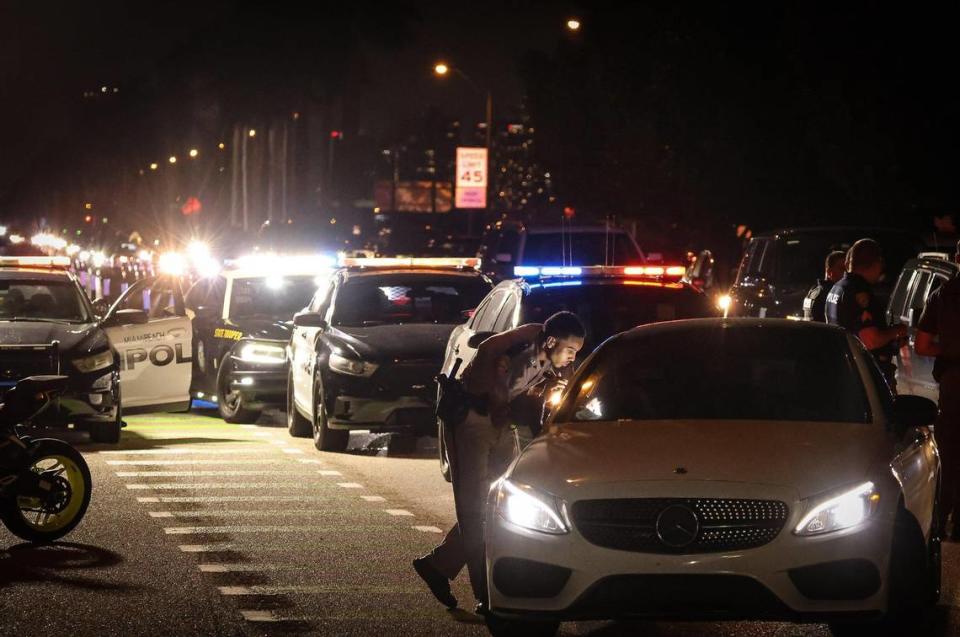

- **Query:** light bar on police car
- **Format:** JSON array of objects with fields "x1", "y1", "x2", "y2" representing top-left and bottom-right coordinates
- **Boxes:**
[
  {"x1": 514, "y1": 264, "x2": 687, "y2": 279},
  {"x1": 340, "y1": 257, "x2": 480, "y2": 269},
  {"x1": 0, "y1": 256, "x2": 72, "y2": 268}
]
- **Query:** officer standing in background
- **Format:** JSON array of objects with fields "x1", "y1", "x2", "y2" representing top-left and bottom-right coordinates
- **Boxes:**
[
  {"x1": 826, "y1": 238, "x2": 907, "y2": 389},
  {"x1": 803, "y1": 250, "x2": 847, "y2": 322},
  {"x1": 413, "y1": 312, "x2": 585, "y2": 614},
  {"x1": 915, "y1": 239, "x2": 960, "y2": 540}
]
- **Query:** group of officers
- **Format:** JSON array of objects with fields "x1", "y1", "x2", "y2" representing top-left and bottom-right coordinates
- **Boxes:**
[{"x1": 806, "y1": 237, "x2": 960, "y2": 543}]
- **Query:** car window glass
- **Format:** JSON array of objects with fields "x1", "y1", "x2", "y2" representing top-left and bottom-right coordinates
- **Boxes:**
[
  {"x1": 887, "y1": 268, "x2": 914, "y2": 323},
  {"x1": 493, "y1": 292, "x2": 518, "y2": 332},
  {"x1": 116, "y1": 279, "x2": 151, "y2": 313},
  {"x1": 560, "y1": 327, "x2": 870, "y2": 424},
  {"x1": 469, "y1": 291, "x2": 501, "y2": 330},
  {"x1": 147, "y1": 277, "x2": 185, "y2": 319},
  {"x1": 928, "y1": 274, "x2": 947, "y2": 299},
  {"x1": 332, "y1": 274, "x2": 490, "y2": 327},
  {"x1": 0, "y1": 279, "x2": 90, "y2": 322},
  {"x1": 184, "y1": 281, "x2": 208, "y2": 311},
  {"x1": 474, "y1": 291, "x2": 506, "y2": 331},
  {"x1": 230, "y1": 275, "x2": 316, "y2": 320},
  {"x1": 905, "y1": 271, "x2": 931, "y2": 320},
  {"x1": 739, "y1": 238, "x2": 772, "y2": 279}
]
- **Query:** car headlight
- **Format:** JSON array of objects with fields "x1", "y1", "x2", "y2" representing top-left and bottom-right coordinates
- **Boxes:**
[
  {"x1": 73, "y1": 350, "x2": 114, "y2": 373},
  {"x1": 794, "y1": 481, "x2": 880, "y2": 536},
  {"x1": 237, "y1": 341, "x2": 286, "y2": 364},
  {"x1": 495, "y1": 479, "x2": 569, "y2": 535},
  {"x1": 329, "y1": 352, "x2": 378, "y2": 377}
]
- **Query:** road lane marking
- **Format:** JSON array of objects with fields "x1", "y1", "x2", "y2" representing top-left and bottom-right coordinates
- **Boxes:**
[
  {"x1": 200, "y1": 564, "x2": 289, "y2": 573},
  {"x1": 336, "y1": 483, "x2": 363, "y2": 489},
  {"x1": 108, "y1": 459, "x2": 283, "y2": 465},
  {"x1": 116, "y1": 471, "x2": 302, "y2": 477},
  {"x1": 412, "y1": 526, "x2": 444, "y2": 533},
  {"x1": 317, "y1": 470, "x2": 342, "y2": 476},
  {"x1": 360, "y1": 496, "x2": 386, "y2": 502},
  {"x1": 165, "y1": 525, "x2": 386, "y2": 534},
  {"x1": 99, "y1": 448, "x2": 271, "y2": 455},
  {"x1": 281, "y1": 448, "x2": 304, "y2": 454},
  {"x1": 219, "y1": 585, "x2": 415, "y2": 596},
  {"x1": 297, "y1": 459, "x2": 323, "y2": 465},
  {"x1": 384, "y1": 509, "x2": 414, "y2": 517},
  {"x1": 126, "y1": 483, "x2": 317, "y2": 490},
  {"x1": 139, "y1": 495, "x2": 340, "y2": 503},
  {"x1": 149, "y1": 510, "x2": 355, "y2": 518}
]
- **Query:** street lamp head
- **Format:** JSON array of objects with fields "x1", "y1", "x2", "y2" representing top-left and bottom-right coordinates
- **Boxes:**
[
  {"x1": 168, "y1": 156, "x2": 177, "y2": 164},
  {"x1": 189, "y1": 148, "x2": 199, "y2": 158},
  {"x1": 149, "y1": 162, "x2": 158, "y2": 170},
  {"x1": 248, "y1": 129, "x2": 257, "y2": 138},
  {"x1": 566, "y1": 18, "x2": 581, "y2": 31},
  {"x1": 433, "y1": 62, "x2": 449, "y2": 77}
]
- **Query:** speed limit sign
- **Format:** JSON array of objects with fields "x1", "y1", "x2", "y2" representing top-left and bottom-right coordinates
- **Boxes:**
[{"x1": 455, "y1": 147, "x2": 488, "y2": 209}]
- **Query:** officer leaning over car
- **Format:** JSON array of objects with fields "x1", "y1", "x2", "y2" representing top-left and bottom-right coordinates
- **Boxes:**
[
  {"x1": 413, "y1": 311, "x2": 585, "y2": 615},
  {"x1": 826, "y1": 238, "x2": 907, "y2": 389},
  {"x1": 915, "y1": 239, "x2": 960, "y2": 541},
  {"x1": 803, "y1": 250, "x2": 846, "y2": 322}
]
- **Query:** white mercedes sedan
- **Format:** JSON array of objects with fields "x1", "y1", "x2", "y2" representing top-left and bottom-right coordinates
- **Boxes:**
[{"x1": 483, "y1": 319, "x2": 940, "y2": 637}]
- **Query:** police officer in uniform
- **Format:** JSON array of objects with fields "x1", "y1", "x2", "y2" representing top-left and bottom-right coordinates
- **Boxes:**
[
  {"x1": 413, "y1": 312, "x2": 585, "y2": 613},
  {"x1": 826, "y1": 238, "x2": 907, "y2": 389},
  {"x1": 803, "y1": 250, "x2": 846, "y2": 322},
  {"x1": 915, "y1": 239, "x2": 960, "y2": 540}
]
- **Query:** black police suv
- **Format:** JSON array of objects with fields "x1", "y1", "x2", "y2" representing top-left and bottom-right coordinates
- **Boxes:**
[
  {"x1": 184, "y1": 267, "x2": 322, "y2": 423},
  {"x1": 0, "y1": 257, "x2": 123, "y2": 442},
  {"x1": 286, "y1": 259, "x2": 492, "y2": 451}
]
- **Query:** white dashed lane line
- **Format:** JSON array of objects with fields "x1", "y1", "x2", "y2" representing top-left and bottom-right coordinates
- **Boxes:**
[
  {"x1": 360, "y1": 495, "x2": 386, "y2": 502},
  {"x1": 107, "y1": 459, "x2": 283, "y2": 466},
  {"x1": 412, "y1": 526, "x2": 444, "y2": 534},
  {"x1": 98, "y1": 448, "x2": 273, "y2": 455},
  {"x1": 384, "y1": 509, "x2": 414, "y2": 517},
  {"x1": 116, "y1": 471, "x2": 302, "y2": 477},
  {"x1": 336, "y1": 483, "x2": 364, "y2": 489},
  {"x1": 297, "y1": 459, "x2": 323, "y2": 465},
  {"x1": 281, "y1": 448, "x2": 304, "y2": 454},
  {"x1": 164, "y1": 525, "x2": 390, "y2": 535},
  {"x1": 149, "y1": 510, "x2": 358, "y2": 519},
  {"x1": 126, "y1": 483, "x2": 318, "y2": 490},
  {"x1": 219, "y1": 585, "x2": 416, "y2": 596},
  {"x1": 199, "y1": 563, "x2": 293, "y2": 573},
  {"x1": 317, "y1": 470, "x2": 342, "y2": 476},
  {"x1": 138, "y1": 496, "x2": 339, "y2": 503}
]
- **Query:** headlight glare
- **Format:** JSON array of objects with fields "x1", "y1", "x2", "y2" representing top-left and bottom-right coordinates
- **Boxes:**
[
  {"x1": 73, "y1": 350, "x2": 113, "y2": 373},
  {"x1": 496, "y1": 479, "x2": 569, "y2": 535},
  {"x1": 794, "y1": 481, "x2": 879, "y2": 536},
  {"x1": 328, "y1": 352, "x2": 378, "y2": 377},
  {"x1": 238, "y1": 341, "x2": 286, "y2": 364}
]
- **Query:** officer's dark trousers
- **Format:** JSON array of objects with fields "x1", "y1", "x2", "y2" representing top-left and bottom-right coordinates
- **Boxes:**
[
  {"x1": 424, "y1": 409, "x2": 516, "y2": 601},
  {"x1": 938, "y1": 367, "x2": 960, "y2": 531}
]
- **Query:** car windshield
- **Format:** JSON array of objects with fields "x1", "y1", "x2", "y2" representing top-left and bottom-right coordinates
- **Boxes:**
[
  {"x1": 559, "y1": 325, "x2": 871, "y2": 423},
  {"x1": 522, "y1": 283, "x2": 712, "y2": 352},
  {"x1": 332, "y1": 273, "x2": 489, "y2": 327},
  {"x1": 229, "y1": 275, "x2": 317, "y2": 319},
  {"x1": 0, "y1": 279, "x2": 90, "y2": 323},
  {"x1": 522, "y1": 232, "x2": 642, "y2": 266}
]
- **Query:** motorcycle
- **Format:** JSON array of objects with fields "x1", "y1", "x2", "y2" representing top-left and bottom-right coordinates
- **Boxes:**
[{"x1": 0, "y1": 376, "x2": 92, "y2": 543}]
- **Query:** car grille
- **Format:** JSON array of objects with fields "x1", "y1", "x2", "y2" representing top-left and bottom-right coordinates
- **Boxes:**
[
  {"x1": 571, "y1": 498, "x2": 788, "y2": 554},
  {"x1": 372, "y1": 359, "x2": 441, "y2": 400}
]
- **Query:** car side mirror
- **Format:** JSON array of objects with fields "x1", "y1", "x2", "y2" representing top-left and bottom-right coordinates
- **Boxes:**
[
  {"x1": 102, "y1": 308, "x2": 149, "y2": 327},
  {"x1": 892, "y1": 394, "x2": 938, "y2": 436},
  {"x1": 194, "y1": 305, "x2": 218, "y2": 319},
  {"x1": 468, "y1": 331, "x2": 496, "y2": 349},
  {"x1": 91, "y1": 298, "x2": 110, "y2": 317},
  {"x1": 293, "y1": 312, "x2": 328, "y2": 329}
]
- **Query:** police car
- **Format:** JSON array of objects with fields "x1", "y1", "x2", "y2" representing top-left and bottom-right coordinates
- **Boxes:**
[
  {"x1": 437, "y1": 263, "x2": 713, "y2": 479},
  {"x1": 181, "y1": 256, "x2": 332, "y2": 423},
  {"x1": 286, "y1": 258, "x2": 492, "y2": 451},
  {"x1": 0, "y1": 256, "x2": 170, "y2": 443}
]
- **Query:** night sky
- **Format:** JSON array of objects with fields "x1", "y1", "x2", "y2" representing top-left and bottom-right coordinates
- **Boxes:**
[{"x1": 2, "y1": 2, "x2": 959, "y2": 239}]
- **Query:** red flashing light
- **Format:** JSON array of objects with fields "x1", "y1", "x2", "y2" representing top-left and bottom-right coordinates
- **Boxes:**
[
  {"x1": 84, "y1": 215, "x2": 93, "y2": 223},
  {"x1": 563, "y1": 206, "x2": 575, "y2": 219},
  {"x1": 330, "y1": 130, "x2": 342, "y2": 139},
  {"x1": 181, "y1": 196, "x2": 202, "y2": 216}
]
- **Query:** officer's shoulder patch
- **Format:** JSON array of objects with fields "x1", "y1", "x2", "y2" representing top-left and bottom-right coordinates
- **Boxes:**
[{"x1": 856, "y1": 292, "x2": 871, "y2": 309}]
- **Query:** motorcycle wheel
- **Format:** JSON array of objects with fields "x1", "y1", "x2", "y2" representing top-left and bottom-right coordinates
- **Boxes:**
[{"x1": 1, "y1": 439, "x2": 92, "y2": 543}]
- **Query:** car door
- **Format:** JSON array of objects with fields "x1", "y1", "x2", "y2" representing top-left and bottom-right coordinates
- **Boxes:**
[
  {"x1": 441, "y1": 288, "x2": 508, "y2": 379},
  {"x1": 104, "y1": 275, "x2": 193, "y2": 412},
  {"x1": 896, "y1": 269, "x2": 933, "y2": 399},
  {"x1": 292, "y1": 280, "x2": 334, "y2": 415}
]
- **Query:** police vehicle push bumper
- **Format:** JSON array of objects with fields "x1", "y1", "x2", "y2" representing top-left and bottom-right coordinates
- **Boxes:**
[{"x1": 221, "y1": 339, "x2": 289, "y2": 410}]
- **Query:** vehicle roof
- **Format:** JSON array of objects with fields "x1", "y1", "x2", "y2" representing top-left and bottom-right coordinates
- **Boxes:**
[
  {"x1": 906, "y1": 256, "x2": 960, "y2": 275},
  {"x1": 339, "y1": 267, "x2": 485, "y2": 282},
  {"x1": 752, "y1": 226, "x2": 922, "y2": 239},
  {"x1": 0, "y1": 268, "x2": 75, "y2": 281},
  {"x1": 618, "y1": 317, "x2": 846, "y2": 340}
]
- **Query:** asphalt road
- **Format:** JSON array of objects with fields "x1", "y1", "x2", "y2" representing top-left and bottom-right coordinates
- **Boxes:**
[{"x1": 2, "y1": 410, "x2": 959, "y2": 637}]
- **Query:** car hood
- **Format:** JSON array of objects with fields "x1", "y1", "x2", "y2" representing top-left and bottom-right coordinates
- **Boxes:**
[
  {"x1": 510, "y1": 419, "x2": 891, "y2": 500},
  {"x1": 330, "y1": 324, "x2": 455, "y2": 362},
  {"x1": 229, "y1": 318, "x2": 293, "y2": 341},
  {"x1": 0, "y1": 321, "x2": 107, "y2": 354}
]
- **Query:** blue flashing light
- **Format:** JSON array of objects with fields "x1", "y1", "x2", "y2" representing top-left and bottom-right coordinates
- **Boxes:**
[
  {"x1": 541, "y1": 279, "x2": 583, "y2": 288},
  {"x1": 514, "y1": 266, "x2": 541, "y2": 277}
]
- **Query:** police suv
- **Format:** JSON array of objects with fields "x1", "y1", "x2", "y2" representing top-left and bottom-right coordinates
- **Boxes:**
[
  {"x1": 286, "y1": 258, "x2": 492, "y2": 451},
  {"x1": 0, "y1": 257, "x2": 190, "y2": 443},
  {"x1": 436, "y1": 263, "x2": 713, "y2": 478}
]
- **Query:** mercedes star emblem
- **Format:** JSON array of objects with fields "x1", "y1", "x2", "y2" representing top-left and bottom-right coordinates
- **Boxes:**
[{"x1": 656, "y1": 504, "x2": 700, "y2": 548}]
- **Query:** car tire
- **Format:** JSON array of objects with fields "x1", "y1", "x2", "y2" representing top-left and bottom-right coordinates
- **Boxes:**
[
  {"x1": 89, "y1": 384, "x2": 122, "y2": 444},
  {"x1": 484, "y1": 614, "x2": 559, "y2": 637},
  {"x1": 312, "y1": 373, "x2": 348, "y2": 452},
  {"x1": 828, "y1": 503, "x2": 937, "y2": 637},
  {"x1": 286, "y1": 370, "x2": 311, "y2": 438},
  {"x1": 438, "y1": 420, "x2": 452, "y2": 482},
  {"x1": 217, "y1": 367, "x2": 261, "y2": 424}
]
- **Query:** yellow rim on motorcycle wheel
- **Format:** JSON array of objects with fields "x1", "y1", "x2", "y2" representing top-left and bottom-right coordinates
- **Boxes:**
[{"x1": 15, "y1": 454, "x2": 87, "y2": 533}]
